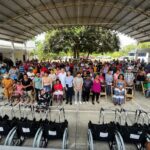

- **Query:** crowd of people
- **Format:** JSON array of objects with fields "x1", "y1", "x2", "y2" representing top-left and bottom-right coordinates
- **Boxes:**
[{"x1": 0, "y1": 59, "x2": 150, "y2": 106}]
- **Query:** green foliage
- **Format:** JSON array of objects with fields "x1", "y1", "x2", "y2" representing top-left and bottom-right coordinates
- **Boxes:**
[
  {"x1": 44, "y1": 26, "x2": 120, "y2": 58},
  {"x1": 138, "y1": 42, "x2": 150, "y2": 49}
]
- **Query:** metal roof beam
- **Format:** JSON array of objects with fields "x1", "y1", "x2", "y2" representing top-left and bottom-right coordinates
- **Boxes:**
[
  {"x1": 13, "y1": 0, "x2": 48, "y2": 32},
  {"x1": 0, "y1": 8, "x2": 37, "y2": 39},
  {"x1": 87, "y1": 0, "x2": 97, "y2": 24},
  {"x1": 126, "y1": 26, "x2": 150, "y2": 37},
  {"x1": 51, "y1": 0, "x2": 65, "y2": 24},
  {"x1": 133, "y1": 33, "x2": 150, "y2": 40},
  {"x1": 40, "y1": 0, "x2": 58, "y2": 24},
  {"x1": 100, "y1": 0, "x2": 119, "y2": 24},
  {"x1": 26, "y1": 0, "x2": 54, "y2": 29},
  {"x1": 121, "y1": 19, "x2": 150, "y2": 35},
  {"x1": 105, "y1": 0, "x2": 131, "y2": 28},
  {"x1": 94, "y1": 0, "x2": 108, "y2": 24},
  {"x1": 0, "y1": 1, "x2": 40, "y2": 36},
  {"x1": 63, "y1": 0, "x2": 71, "y2": 24},
  {"x1": 116, "y1": 0, "x2": 149, "y2": 32},
  {"x1": 0, "y1": 26, "x2": 31, "y2": 39},
  {"x1": 0, "y1": 32, "x2": 27, "y2": 41}
]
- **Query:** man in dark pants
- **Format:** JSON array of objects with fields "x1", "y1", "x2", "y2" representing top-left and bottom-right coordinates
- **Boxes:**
[{"x1": 82, "y1": 76, "x2": 93, "y2": 103}]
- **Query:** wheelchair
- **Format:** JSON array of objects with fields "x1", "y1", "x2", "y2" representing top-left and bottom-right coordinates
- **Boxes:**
[
  {"x1": 4, "y1": 104, "x2": 42, "y2": 147},
  {"x1": 33, "y1": 106, "x2": 69, "y2": 149},
  {"x1": 117, "y1": 109, "x2": 150, "y2": 150},
  {"x1": 88, "y1": 108, "x2": 125, "y2": 150},
  {"x1": 0, "y1": 115, "x2": 18, "y2": 145}
]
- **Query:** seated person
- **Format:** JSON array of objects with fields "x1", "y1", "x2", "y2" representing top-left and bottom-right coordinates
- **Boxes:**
[
  {"x1": 12, "y1": 80, "x2": 23, "y2": 103},
  {"x1": 144, "y1": 73, "x2": 150, "y2": 98},
  {"x1": 136, "y1": 67, "x2": 146, "y2": 88},
  {"x1": 113, "y1": 74, "x2": 126, "y2": 105},
  {"x1": 38, "y1": 89, "x2": 51, "y2": 106},
  {"x1": 53, "y1": 79, "x2": 63, "y2": 103},
  {"x1": 124, "y1": 67, "x2": 134, "y2": 94},
  {"x1": 124, "y1": 67, "x2": 134, "y2": 87}
]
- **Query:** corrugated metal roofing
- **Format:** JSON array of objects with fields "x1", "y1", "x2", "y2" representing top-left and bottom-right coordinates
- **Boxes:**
[{"x1": 0, "y1": 0, "x2": 150, "y2": 43}]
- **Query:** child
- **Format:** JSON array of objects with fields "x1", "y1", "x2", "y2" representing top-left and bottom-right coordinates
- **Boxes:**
[
  {"x1": 11, "y1": 80, "x2": 23, "y2": 104},
  {"x1": 53, "y1": 79, "x2": 63, "y2": 103},
  {"x1": 38, "y1": 89, "x2": 51, "y2": 106}
]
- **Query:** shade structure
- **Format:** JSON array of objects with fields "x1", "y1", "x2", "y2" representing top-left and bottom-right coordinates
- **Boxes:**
[{"x1": 0, "y1": 0, "x2": 150, "y2": 43}]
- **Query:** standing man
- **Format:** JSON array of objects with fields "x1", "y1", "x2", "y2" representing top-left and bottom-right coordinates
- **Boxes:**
[{"x1": 73, "y1": 72, "x2": 83, "y2": 104}]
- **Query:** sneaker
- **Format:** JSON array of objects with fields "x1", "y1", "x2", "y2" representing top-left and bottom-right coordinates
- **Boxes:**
[
  {"x1": 70, "y1": 102, "x2": 72, "y2": 105},
  {"x1": 79, "y1": 101, "x2": 82, "y2": 104},
  {"x1": 86, "y1": 101, "x2": 89, "y2": 104},
  {"x1": 83, "y1": 102, "x2": 85, "y2": 104},
  {"x1": 75, "y1": 101, "x2": 77, "y2": 104},
  {"x1": 92, "y1": 101, "x2": 95, "y2": 105},
  {"x1": 66, "y1": 101, "x2": 68, "y2": 104}
]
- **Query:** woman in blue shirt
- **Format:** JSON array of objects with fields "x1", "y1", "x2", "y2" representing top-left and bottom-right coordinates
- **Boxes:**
[
  {"x1": 33, "y1": 73, "x2": 42, "y2": 102},
  {"x1": 65, "y1": 71, "x2": 74, "y2": 105}
]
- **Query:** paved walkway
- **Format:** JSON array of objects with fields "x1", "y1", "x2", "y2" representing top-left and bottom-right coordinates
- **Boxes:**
[{"x1": 0, "y1": 89, "x2": 149, "y2": 150}]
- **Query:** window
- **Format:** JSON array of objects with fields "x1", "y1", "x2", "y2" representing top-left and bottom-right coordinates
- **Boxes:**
[
  {"x1": 129, "y1": 53, "x2": 135, "y2": 56},
  {"x1": 138, "y1": 53, "x2": 146, "y2": 57}
]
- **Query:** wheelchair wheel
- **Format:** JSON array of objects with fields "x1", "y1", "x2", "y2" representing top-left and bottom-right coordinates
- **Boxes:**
[
  {"x1": 7, "y1": 129, "x2": 18, "y2": 146},
  {"x1": 87, "y1": 129, "x2": 94, "y2": 150},
  {"x1": 33, "y1": 127, "x2": 42, "y2": 147},
  {"x1": 4, "y1": 127, "x2": 16, "y2": 146},
  {"x1": 36, "y1": 129, "x2": 46, "y2": 148},
  {"x1": 62, "y1": 128, "x2": 68, "y2": 149}
]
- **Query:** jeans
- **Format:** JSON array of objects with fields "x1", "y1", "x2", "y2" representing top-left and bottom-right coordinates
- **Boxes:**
[
  {"x1": 43, "y1": 85, "x2": 51, "y2": 92},
  {"x1": 74, "y1": 90, "x2": 82, "y2": 103},
  {"x1": 146, "y1": 90, "x2": 150, "y2": 98},
  {"x1": 66, "y1": 87, "x2": 73, "y2": 103},
  {"x1": 35, "y1": 88, "x2": 40, "y2": 102},
  {"x1": 106, "y1": 85, "x2": 112, "y2": 96}
]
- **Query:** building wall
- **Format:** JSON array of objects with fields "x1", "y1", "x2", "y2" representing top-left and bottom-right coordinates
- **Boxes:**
[{"x1": 0, "y1": 48, "x2": 28, "y2": 62}]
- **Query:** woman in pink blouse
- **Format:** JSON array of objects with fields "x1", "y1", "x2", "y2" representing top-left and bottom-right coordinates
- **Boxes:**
[
  {"x1": 91, "y1": 75, "x2": 101, "y2": 105},
  {"x1": 114, "y1": 69, "x2": 120, "y2": 81}
]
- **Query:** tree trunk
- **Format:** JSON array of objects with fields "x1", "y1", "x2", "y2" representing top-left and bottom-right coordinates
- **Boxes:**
[
  {"x1": 73, "y1": 48, "x2": 76, "y2": 59},
  {"x1": 86, "y1": 51, "x2": 90, "y2": 59},
  {"x1": 77, "y1": 49, "x2": 79, "y2": 59}
]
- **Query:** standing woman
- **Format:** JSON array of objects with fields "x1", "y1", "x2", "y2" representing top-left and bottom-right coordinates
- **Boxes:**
[
  {"x1": 33, "y1": 73, "x2": 42, "y2": 102},
  {"x1": 105, "y1": 70, "x2": 113, "y2": 96},
  {"x1": 42, "y1": 72, "x2": 52, "y2": 93},
  {"x1": 2, "y1": 74, "x2": 14, "y2": 101},
  {"x1": 21, "y1": 74, "x2": 34, "y2": 103},
  {"x1": 91, "y1": 75, "x2": 101, "y2": 105},
  {"x1": 65, "y1": 71, "x2": 74, "y2": 105}
]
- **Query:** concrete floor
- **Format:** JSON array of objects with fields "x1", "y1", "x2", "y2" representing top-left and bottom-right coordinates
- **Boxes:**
[{"x1": 0, "y1": 90, "x2": 149, "y2": 150}]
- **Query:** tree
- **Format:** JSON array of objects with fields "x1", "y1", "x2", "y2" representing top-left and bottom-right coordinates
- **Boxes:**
[{"x1": 44, "y1": 26, "x2": 120, "y2": 58}]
